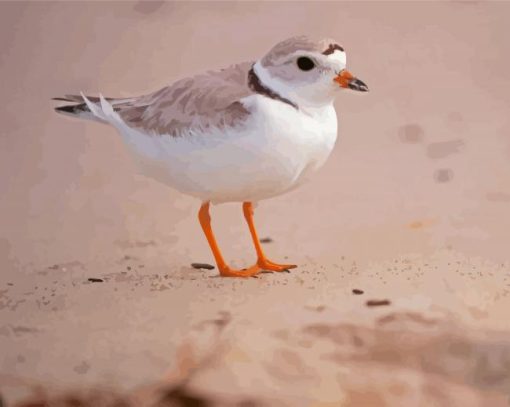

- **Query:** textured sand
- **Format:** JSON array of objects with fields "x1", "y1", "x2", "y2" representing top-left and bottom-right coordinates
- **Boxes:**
[{"x1": 1, "y1": 1, "x2": 510, "y2": 406}]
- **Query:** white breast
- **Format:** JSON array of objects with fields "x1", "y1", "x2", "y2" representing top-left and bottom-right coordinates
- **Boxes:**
[{"x1": 116, "y1": 96, "x2": 338, "y2": 204}]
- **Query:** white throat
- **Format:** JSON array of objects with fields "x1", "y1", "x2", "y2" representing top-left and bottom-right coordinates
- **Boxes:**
[{"x1": 253, "y1": 61, "x2": 335, "y2": 110}]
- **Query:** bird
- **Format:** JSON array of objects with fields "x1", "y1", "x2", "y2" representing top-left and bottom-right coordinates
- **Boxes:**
[{"x1": 54, "y1": 35, "x2": 368, "y2": 277}]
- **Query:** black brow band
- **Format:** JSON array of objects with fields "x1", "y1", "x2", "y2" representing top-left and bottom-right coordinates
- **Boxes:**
[
  {"x1": 248, "y1": 66, "x2": 298, "y2": 110},
  {"x1": 322, "y1": 43, "x2": 344, "y2": 55}
]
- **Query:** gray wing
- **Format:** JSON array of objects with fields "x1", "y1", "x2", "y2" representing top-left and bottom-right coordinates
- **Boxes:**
[
  {"x1": 120, "y1": 61, "x2": 255, "y2": 136},
  {"x1": 54, "y1": 61, "x2": 256, "y2": 137}
]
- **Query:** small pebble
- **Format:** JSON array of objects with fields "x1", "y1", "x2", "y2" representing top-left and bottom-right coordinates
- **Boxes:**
[
  {"x1": 366, "y1": 299, "x2": 391, "y2": 307},
  {"x1": 191, "y1": 263, "x2": 215, "y2": 270},
  {"x1": 352, "y1": 289, "x2": 364, "y2": 295},
  {"x1": 259, "y1": 237, "x2": 273, "y2": 243},
  {"x1": 87, "y1": 278, "x2": 104, "y2": 283}
]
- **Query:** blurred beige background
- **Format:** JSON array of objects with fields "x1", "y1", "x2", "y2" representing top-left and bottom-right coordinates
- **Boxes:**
[{"x1": 1, "y1": 1, "x2": 510, "y2": 405}]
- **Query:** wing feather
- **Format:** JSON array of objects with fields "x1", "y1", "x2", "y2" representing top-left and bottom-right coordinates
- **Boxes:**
[
  {"x1": 118, "y1": 61, "x2": 255, "y2": 136},
  {"x1": 53, "y1": 61, "x2": 256, "y2": 137}
]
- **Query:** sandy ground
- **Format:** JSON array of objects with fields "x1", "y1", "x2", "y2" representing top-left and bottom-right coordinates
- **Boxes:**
[{"x1": 1, "y1": 1, "x2": 510, "y2": 406}]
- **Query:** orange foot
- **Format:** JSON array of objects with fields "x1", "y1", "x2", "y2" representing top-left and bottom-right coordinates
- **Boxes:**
[
  {"x1": 257, "y1": 259, "x2": 297, "y2": 272},
  {"x1": 219, "y1": 264, "x2": 261, "y2": 278}
]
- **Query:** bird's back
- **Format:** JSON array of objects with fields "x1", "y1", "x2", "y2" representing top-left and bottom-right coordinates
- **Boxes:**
[{"x1": 54, "y1": 61, "x2": 256, "y2": 137}]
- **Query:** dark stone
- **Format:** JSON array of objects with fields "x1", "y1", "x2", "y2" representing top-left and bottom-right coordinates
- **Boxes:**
[
  {"x1": 191, "y1": 263, "x2": 215, "y2": 270},
  {"x1": 366, "y1": 299, "x2": 391, "y2": 307}
]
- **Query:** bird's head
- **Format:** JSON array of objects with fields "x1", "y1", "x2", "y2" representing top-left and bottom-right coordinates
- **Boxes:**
[{"x1": 254, "y1": 36, "x2": 368, "y2": 108}]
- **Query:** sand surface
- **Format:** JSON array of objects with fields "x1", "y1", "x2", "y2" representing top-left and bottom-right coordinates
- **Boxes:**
[{"x1": 1, "y1": 2, "x2": 510, "y2": 405}]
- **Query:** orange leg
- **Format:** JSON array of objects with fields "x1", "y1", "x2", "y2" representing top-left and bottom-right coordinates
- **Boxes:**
[
  {"x1": 242, "y1": 202, "x2": 297, "y2": 272},
  {"x1": 198, "y1": 202, "x2": 260, "y2": 277}
]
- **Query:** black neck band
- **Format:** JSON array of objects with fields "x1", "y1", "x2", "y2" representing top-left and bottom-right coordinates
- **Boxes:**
[{"x1": 248, "y1": 66, "x2": 298, "y2": 110}]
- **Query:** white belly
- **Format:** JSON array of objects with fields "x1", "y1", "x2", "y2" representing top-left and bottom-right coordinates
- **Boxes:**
[{"x1": 117, "y1": 96, "x2": 338, "y2": 203}]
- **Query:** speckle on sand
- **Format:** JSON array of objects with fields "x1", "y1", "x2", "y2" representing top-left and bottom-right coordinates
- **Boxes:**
[
  {"x1": 434, "y1": 168, "x2": 454, "y2": 183},
  {"x1": 398, "y1": 123, "x2": 424, "y2": 144},
  {"x1": 87, "y1": 278, "x2": 104, "y2": 283},
  {"x1": 352, "y1": 289, "x2": 364, "y2": 295},
  {"x1": 191, "y1": 263, "x2": 215, "y2": 270},
  {"x1": 366, "y1": 299, "x2": 391, "y2": 307},
  {"x1": 73, "y1": 360, "x2": 90, "y2": 375}
]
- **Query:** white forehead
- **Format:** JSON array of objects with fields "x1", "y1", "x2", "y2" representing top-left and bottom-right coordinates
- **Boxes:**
[{"x1": 326, "y1": 49, "x2": 347, "y2": 68}]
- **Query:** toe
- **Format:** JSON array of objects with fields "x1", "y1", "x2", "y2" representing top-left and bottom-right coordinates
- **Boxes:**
[
  {"x1": 219, "y1": 264, "x2": 261, "y2": 277},
  {"x1": 258, "y1": 260, "x2": 297, "y2": 272}
]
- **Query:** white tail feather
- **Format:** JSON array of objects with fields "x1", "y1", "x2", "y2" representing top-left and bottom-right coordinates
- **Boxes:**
[
  {"x1": 81, "y1": 92, "x2": 107, "y2": 122},
  {"x1": 78, "y1": 92, "x2": 126, "y2": 128},
  {"x1": 99, "y1": 93, "x2": 121, "y2": 124}
]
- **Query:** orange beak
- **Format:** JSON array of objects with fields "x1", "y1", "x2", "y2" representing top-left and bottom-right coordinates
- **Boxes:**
[{"x1": 334, "y1": 70, "x2": 369, "y2": 92}]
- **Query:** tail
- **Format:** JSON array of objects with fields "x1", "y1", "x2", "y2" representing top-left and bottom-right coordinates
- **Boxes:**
[{"x1": 53, "y1": 93, "x2": 131, "y2": 124}]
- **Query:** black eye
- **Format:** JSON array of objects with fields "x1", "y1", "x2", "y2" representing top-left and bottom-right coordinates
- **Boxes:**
[{"x1": 297, "y1": 56, "x2": 315, "y2": 71}]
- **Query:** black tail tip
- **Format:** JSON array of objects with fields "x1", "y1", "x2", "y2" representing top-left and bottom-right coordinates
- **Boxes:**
[
  {"x1": 54, "y1": 104, "x2": 87, "y2": 114},
  {"x1": 55, "y1": 105, "x2": 76, "y2": 113}
]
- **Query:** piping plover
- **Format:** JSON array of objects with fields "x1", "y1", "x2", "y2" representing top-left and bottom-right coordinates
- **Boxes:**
[{"x1": 54, "y1": 36, "x2": 368, "y2": 277}]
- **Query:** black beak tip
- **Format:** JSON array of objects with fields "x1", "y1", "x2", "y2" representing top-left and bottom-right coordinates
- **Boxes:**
[{"x1": 348, "y1": 78, "x2": 369, "y2": 92}]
